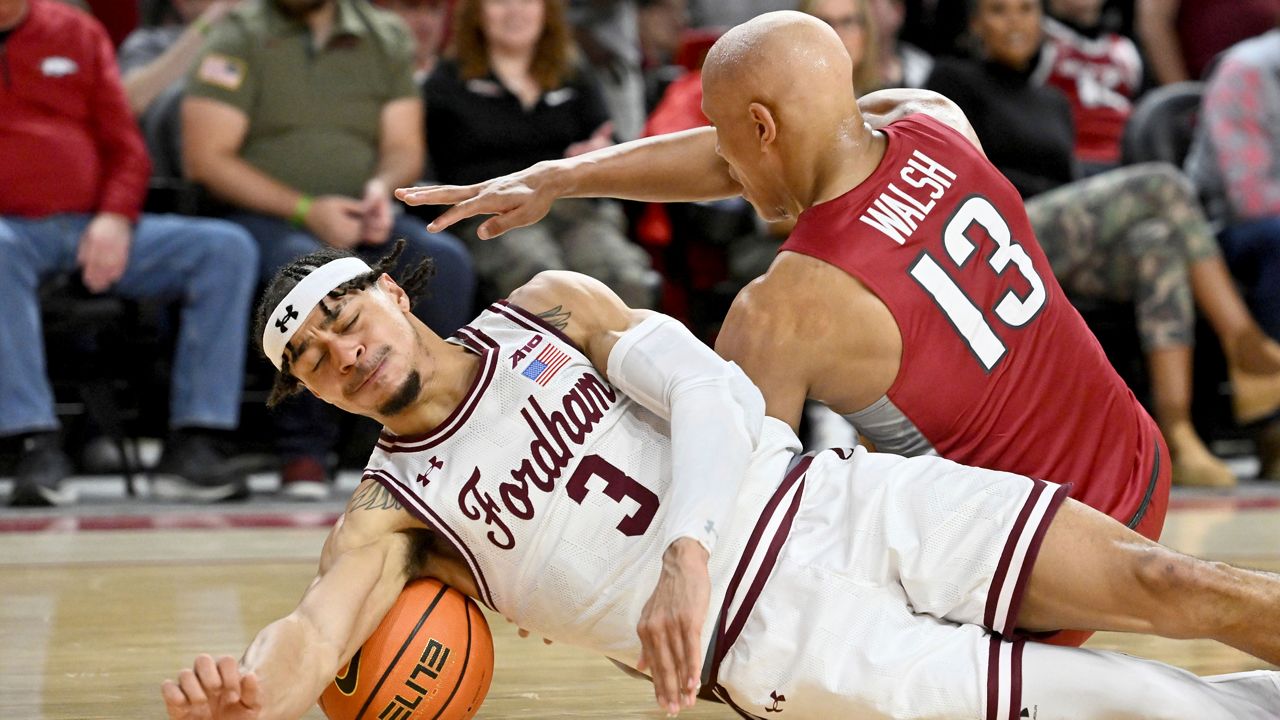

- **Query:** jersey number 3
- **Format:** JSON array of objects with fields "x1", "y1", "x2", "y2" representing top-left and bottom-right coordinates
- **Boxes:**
[
  {"x1": 565, "y1": 455, "x2": 659, "y2": 536},
  {"x1": 908, "y1": 195, "x2": 1046, "y2": 371}
]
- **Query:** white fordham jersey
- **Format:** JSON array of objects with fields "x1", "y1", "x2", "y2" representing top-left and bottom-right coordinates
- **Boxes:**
[{"x1": 364, "y1": 302, "x2": 802, "y2": 667}]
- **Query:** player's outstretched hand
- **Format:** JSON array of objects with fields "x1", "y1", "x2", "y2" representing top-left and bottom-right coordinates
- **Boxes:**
[
  {"x1": 636, "y1": 538, "x2": 711, "y2": 716},
  {"x1": 162, "y1": 654, "x2": 262, "y2": 720},
  {"x1": 395, "y1": 165, "x2": 560, "y2": 241}
]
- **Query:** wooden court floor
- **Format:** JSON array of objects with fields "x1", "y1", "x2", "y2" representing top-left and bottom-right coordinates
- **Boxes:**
[{"x1": 2, "y1": 493, "x2": 1279, "y2": 719}]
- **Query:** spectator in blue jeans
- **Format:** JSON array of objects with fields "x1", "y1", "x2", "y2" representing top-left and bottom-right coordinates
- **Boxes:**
[
  {"x1": 1187, "y1": 27, "x2": 1280, "y2": 479},
  {"x1": 183, "y1": 0, "x2": 475, "y2": 499},
  {"x1": 1, "y1": 0, "x2": 259, "y2": 506}
]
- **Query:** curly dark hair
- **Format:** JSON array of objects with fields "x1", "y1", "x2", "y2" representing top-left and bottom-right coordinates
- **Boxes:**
[{"x1": 253, "y1": 240, "x2": 436, "y2": 408}]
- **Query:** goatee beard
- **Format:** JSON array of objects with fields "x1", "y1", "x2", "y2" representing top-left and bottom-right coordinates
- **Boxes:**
[{"x1": 378, "y1": 369, "x2": 422, "y2": 417}]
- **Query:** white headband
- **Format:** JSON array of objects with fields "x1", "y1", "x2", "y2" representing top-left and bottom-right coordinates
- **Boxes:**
[{"x1": 263, "y1": 257, "x2": 373, "y2": 370}]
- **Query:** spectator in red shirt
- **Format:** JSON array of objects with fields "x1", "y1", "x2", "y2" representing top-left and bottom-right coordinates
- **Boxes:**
[
  {"x1": 1039, "y1": 0, "x2": 1143, "y2": 173},
  {"x1": 0, "y1": 0, "x2": 258, "y2": 506}
]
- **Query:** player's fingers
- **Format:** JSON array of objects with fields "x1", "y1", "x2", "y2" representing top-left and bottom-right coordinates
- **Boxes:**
[
  {"x1": 193, "y1": 654, "x2": 223, "y2": 697},
  {"x1": 517, "y1": 627, "x2": 530, "y2": 638},
  {"x1": 640, "y1": 620, "x2": 679, "y2": 714},
  {"x1": 425, "y1": 196, "x2": 498, "y2": 234},
  {"x1": 177, "y1": 668, "x2": 209, "y2": 707},
  {"x1": 681, "y1": 619, "x2": 702, "y2": 708},
  {"x1": 215, "y1": 656, "x2": 242, "y2": 704},
  {"x1": 238, "y1": 672, "x2": 262, "y2": 708},
  {"x1": 476, "y1": 206, "x2": 542, "y2": 240},
  {"x1": 667, "y1": 617, "x2": 692, "y2": 711},
  {"x1": 161, "y1": 679, "x2": 188, "y2": 710},
  {"x1": 396, "y1": 184, "x2": 480, "y2": 206}
]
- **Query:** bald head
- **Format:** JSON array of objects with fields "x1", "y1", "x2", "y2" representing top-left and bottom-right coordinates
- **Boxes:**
[
  {"x1": 698, "y1": 11, "x2": 869, "y2": 222},
  {"x1": 703, "y1": 11, "x2": 857, "y2": 111}
]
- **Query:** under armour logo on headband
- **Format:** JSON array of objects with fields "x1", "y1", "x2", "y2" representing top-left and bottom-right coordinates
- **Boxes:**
[
  {"x1": 263, "y1": 256, "x2": 373, "y2": 370},
  {"x1": 275, "y1": 305, "x2": 300, "y2": 333}
]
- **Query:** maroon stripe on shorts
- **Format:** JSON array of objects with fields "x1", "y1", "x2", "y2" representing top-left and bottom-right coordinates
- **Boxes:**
[
  {"x1": 722, "y1": 482, "x2": 805, "y2": 648},
  {"x1": 986, "y1": 635, "x2": 1002, "y2": 720},
  {"x1": 983, "y1": 479, "x2": 1046, "y2": 630},
  {"x1": 1009, "y1": 638, "x2": 1025, "y2": 720},
  {"x1": 704, "y1": 455, "x2": 813, "y2": 689},
  {"x1": 1003, "y1": 482, "x2": 1070, "y2": 633}
]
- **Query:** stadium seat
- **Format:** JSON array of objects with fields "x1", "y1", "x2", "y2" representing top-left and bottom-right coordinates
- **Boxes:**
[{"x1": 1120, "y1": 81, "x2": 1204, "y2": 166}]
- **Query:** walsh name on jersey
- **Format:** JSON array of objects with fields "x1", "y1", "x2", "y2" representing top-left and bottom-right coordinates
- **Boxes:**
[
  {"x1": 458, "y1": 370, "x2": 619, "y2": 550},
  {"x1": 858, "y1": 149, "x2": 957, "y2": 245}
]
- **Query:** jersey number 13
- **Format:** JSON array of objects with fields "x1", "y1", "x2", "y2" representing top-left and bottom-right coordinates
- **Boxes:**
[{"x1": 908, "y1": 195, "x2": 1047, "y2": 371}]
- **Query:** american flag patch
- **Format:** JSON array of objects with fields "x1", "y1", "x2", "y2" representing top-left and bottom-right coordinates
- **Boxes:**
[
  {"x1": 196, "y1": 53, "x2": 246, "y2": 91},
  {"x1": 521, "y1": 344, "x2": 571, "y2": 386}
]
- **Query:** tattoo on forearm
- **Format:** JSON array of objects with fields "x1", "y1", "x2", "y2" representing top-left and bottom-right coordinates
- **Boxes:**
[
  {"x1": 536, "y1": 305, "x2": 572, "y2": 330},
  {"x1": 350, "y1": 482, "x2": 403, "y2": 511}
]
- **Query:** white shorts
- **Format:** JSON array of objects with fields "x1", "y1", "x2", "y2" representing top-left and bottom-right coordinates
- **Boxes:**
[{"x1": 705, "y1": 447, "x2": 1280, "y2": 719}]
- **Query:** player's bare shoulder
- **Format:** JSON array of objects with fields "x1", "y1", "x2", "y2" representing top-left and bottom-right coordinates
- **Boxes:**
[
  {"x1": 506, "y1": 271, "x2": 650, "y2": 372},
  {"x1": 858, "y1": 88, "x2": 984, "y2": 155}
]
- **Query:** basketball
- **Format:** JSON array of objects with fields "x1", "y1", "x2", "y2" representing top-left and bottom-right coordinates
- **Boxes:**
[{"x1": 319, "y1": 579, "x2": 494, "y2": 720}]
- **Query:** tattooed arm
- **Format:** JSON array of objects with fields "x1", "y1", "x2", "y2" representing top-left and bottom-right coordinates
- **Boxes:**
[
  {"x1": 507, "y1": 271, "x2": 652, "y2": 374},
  {"x1": 162, "y1": 480, "x2": 427, "y2": 720}
]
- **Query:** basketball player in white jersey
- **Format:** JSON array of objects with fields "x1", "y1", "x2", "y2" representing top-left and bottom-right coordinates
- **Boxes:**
[{"x1": 162, "y1": 245, "x2": 1280, "y2": 720}]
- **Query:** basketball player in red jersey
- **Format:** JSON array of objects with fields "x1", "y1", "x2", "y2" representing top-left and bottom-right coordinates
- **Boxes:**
[{"x1": 397, "y1": 12, "x2": 1171, "y2": 615}]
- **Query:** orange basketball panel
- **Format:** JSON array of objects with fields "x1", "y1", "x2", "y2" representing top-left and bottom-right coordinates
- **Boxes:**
[{"x1": 319, "y1": 579, "x2": 494, "y2": 720}]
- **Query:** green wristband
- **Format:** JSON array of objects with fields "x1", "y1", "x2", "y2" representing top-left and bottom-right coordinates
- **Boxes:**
[{"x1": 290, "y1": 194, "x2": 313, "y2": 228}]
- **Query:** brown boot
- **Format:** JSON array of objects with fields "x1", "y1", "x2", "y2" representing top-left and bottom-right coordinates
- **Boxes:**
[
  {"x1": 1229, "y1": 365, "x2": 1280, "y2": 426},
  {"x1": 1168, "y1": 422, "x2": 1237, "y2": 488}
]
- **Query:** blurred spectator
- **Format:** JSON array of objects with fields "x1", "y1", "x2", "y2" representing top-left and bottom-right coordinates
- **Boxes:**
[
  {"x1": 800, "y1": 0, "x2": 880, "y2": 93},
  {"x1": 0, "y1": 0, "x2": 258, "y2": 506},
  {"x1": 118, "y1": 0, "x2": 237, "y2": 117},
  {"x1": 869, "y1": 0, "x2": 931, "y2": 88},
  {"x1": 425, "y1": 0, "x2": 658, "y2": 306},
  {"x1": 687, "y1": 0, "x2": 795, "y2": 29},
  {"x1": 83, "y1": 0, "x2": 137, "y2": 45},
  {"x1": 898, "y1": 0, "x2": 967, "y2": 57},
  {"x1": 638, "y1": 0, "x2": 687, "y2": 69},
  {"x1": 1186, "y1": 28, "x2": 1280, "y2": 478},
  {"x1": 1137, "y1": 0, "x2": 1280, "y2": 84},
  {"x1": 927, "y1": 0, "x2": 1280, "y2": 487},
  {"x1": 375, "y1": 0, "x2": 451, "y2": 84},
  {"x1": 569, "y1": 0, "x2": 646, "y2": 140},
  {"x1": 1038, "y1": 0, "x2": 1142, "y2": 173},
  {"x1": 182, "y1": 0, "x2": 475, "y2": 499}
]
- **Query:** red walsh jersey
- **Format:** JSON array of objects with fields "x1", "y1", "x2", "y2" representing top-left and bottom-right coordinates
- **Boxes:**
[{"x1": 782, "y1": 114, "x2": 1164, "y2": 531}]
